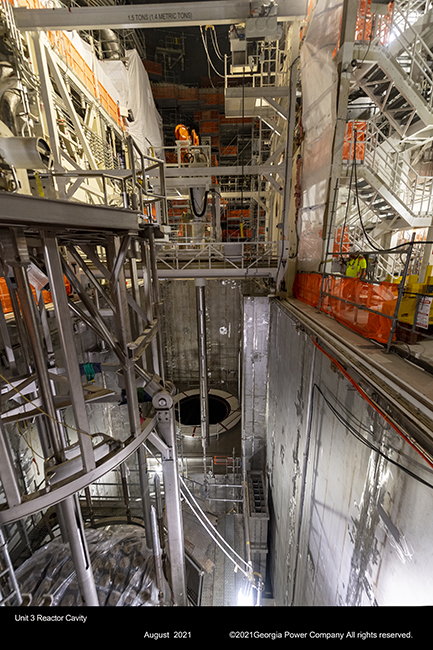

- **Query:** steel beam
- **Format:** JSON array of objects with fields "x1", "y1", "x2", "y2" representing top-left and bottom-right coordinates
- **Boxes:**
[
  {"x1": 42, "y1": 232, "x2": 95, "y2": 473},
  {"x1": 152, "y1": 391, "x2": 186, "y2": 607},
  {"x1": 156, "y1": 267, "x2": 277, "y2": 279},
  {"x1": 13, "y1": 0, "x2": 308, "y2": 31},
  {"x1": 106, "y1": 237, "x2": 154, "y2": 548},
  {"x1": 162, "y1": 163, "x2": 285, "y2": 178},
  {"x1": 0, "y1": 191, "x2": 141, "y2": 231},
  {"x1": 9, "y1": 230, "x2": 66, "y2": 464},
  {"x1": 195, "y1": 279, "x2": 210, "y2": 452}
]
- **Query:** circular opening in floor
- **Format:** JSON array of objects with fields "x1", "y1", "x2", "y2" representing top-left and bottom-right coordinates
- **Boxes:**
[{"x1": 175, "y1": 394, "x2": 231, "y2": 426}]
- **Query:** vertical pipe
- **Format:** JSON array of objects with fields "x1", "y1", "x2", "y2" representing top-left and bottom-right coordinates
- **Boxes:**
[
  {"x1": 120, "y1": 462, "x2": 131, "y2": 523},
  {"x1": 195, "y1": 278, "x2": 210, "y2": 486},
  {"x1": 151, "y1": 505, "x2": 165, "y2": 604},
  {"x1": 154, "y1": 473, "x2": 165, "y2": 553},
  {"x1": 152, "y1": 391, "x2": 186, "y2": 606},
  {"x1": 148, "y1": 229, "x2": 165, "y2": 383},
  {"x1": 57, "y1": 495, "x2": 99, "y2": 606},
  {"x1": 137, "y1": 445, "x2": 153, "y2": 549},
  {"x1": 141, "y1": 240, "x2": 160, "y2": 377}
]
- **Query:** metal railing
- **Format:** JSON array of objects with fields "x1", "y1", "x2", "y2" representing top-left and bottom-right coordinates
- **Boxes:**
[
  {"x1": 389, "y1": 2, "x2": 433, "y2": 108},
  {"x1": 355, "y1": 0, "x2": 433, "y2": 108},
  {"x1": 344, "y1": 118, "x2": 433, "y2": 218},
  {"x1": 163, "y1": 143, "x2": 212, "y2": 167},
  {"x1": 155, "y1": 239, "x2": 280, "y2": 275},
  {"x1": 127, "y1": 135, "x2": 168, "y2": 225}
]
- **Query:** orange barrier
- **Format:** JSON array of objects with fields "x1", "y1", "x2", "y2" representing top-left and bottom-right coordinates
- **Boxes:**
[
  {"x1": 293, "y1": 272, "x2": 399, "y2": 344},
  {"x1": 355, "y1": 0, "x2": 394, "y2": 46},
  {"x1": 0, "y1": 276, "x2": 71, "y2": 315},
  {"x1": 343, "y1": 121, "x2": 366, "y2": 161},
  {"x1": 333, "y1": 226, "x2": 350, "y2": 256}
]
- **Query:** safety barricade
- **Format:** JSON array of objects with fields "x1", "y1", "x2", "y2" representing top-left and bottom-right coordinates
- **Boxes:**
[{"x1": 293, "y1": 272, "x2": 399, "y2": 345}]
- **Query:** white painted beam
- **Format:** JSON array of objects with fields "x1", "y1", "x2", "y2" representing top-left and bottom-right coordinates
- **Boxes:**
[{"x1": 14, "y1": 0, "x2": 308, "y2": 32}]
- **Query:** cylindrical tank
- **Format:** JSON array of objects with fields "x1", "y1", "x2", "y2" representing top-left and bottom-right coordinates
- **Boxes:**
[{"x1": 0, "y1": 137, "x2": 52, "y2": 169}]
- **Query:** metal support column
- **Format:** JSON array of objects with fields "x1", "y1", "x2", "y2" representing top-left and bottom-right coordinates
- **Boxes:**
[
  {"x1": 0, "y1": 419, "x2": 21, "y2": 508},
  {"x1": 279, "y1": 21, "x2": 300, "y2": 288},
  {"x1": 152, "y1": 391, "x2": 186, "y2": 606},
  {"x1": 107, "y1": 236, "x2": 153, "y2": 547},
  {"x1": 57, "y1": 495, "x2": 99, "y2": 606},
  {"x1": 141, "y1": 240, "x2": 160, "y2": 377},
  {"x1": 11, "y1": 230, "x2": 65, "y2": 464},
  {"x1": 42, "y1": 232, "x2": 95, "y2": 472},
  {"x1": 321, "y1": 0, "x2": 358, "y2": 258},
  {"x1": 8, "y1": 230, "x2": 99, "y2": 606},
  {"x1": 195, "y1": 278, "x2": 210, "y2": 485},
  {"x1": 147, "y1": 229, "x2": 165, "y2": 384}
]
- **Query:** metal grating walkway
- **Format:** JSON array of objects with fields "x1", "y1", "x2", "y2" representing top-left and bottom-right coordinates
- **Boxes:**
[{"x1": 201, "y1": 513, "x2": 246, "y2": 607}]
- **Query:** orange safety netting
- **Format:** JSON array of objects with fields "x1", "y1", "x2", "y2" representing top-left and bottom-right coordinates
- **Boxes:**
[
  {"x1": 333, "y1": 226, "x2": 350, "y2": 256},
  {"x1": 342, "y1": 121, "x2": 366, "y2": 162},
  {"x1": 355, "y1": 0, "x2": 394, "y2": 46},
  {"x1": 293, "y1": 272, "x2": 399, "y2": 344},
  {"x1": 0, "y1": 277, "x2": 71, "y2": 315}
]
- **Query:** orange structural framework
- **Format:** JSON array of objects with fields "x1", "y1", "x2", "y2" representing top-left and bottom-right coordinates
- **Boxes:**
[
  {"x1": 293, "y1": 272, "x2": 399, "y2": 345},
  {"x1": 0, "y1": 276, "x2": 72, "y2": 315}
]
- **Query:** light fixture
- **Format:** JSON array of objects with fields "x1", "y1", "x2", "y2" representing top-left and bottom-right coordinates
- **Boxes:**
[{"x1": 237, "y1": 578, "x2": 254, "y2": 606}]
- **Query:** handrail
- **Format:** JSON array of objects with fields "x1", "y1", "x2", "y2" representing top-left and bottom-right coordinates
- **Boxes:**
[
  {"x1": 344, "y1": 118, "x2": 433, "y2": 217},
  {"x1": 155, "y1": 239, "x2": 281, "y2": 272}
]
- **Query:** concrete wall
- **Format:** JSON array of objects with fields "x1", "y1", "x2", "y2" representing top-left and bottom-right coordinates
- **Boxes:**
[
  {"x1": 159, "y1": 279, "x2": 242, "y2": 392},
  {"x1": 266, "y1": 299, "x2": 433, "y2": 606},
  {"x1": 241, "y1": 296, "x2": 270, "y2": 476}
]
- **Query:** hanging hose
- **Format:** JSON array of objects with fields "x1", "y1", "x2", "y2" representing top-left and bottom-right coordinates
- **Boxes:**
[{"x1": 190, "y1": 187, "x2": 209, "y2": 218}]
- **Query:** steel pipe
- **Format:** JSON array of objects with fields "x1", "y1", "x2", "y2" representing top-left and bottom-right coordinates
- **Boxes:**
[{"x1": 195, "y1": 278, "x2": 210, "y2": 449}]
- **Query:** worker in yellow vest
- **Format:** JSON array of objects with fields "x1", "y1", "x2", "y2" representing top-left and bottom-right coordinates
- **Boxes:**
[{"x1": 346, "y1": 246, "x2": 367, "y2": 279}]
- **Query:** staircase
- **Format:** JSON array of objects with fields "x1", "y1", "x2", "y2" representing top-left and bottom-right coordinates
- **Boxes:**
[
  {"x1": 352, "y1": 1, "x2": 433, "y2": 139},
  {"x1": 343, "y1": 117, "x2": 433, "y2": 231},
  {"x1": 340, "y1": 1, "x2": 433, "y2": 239},
  {"x1": 352, "y1": 45, "x2": 433, "y2": 139}
]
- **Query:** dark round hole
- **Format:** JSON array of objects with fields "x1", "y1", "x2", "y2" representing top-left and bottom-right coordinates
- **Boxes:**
[{"x1": 175, "y1": 394, "x2": 231, "y2": 426}]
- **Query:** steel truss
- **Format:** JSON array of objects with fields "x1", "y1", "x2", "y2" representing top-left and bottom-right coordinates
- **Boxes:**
[{"x1": 0, "y1": 216, "x2": 186, "y2": 605}]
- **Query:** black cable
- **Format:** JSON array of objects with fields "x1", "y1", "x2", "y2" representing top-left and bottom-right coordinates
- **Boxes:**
[
  {"x1": 189, "y1": 187, "x2": 209, "y2": 218},
  {"x1": 313, "y1": 383, "x2": 433, "y2": 490}
]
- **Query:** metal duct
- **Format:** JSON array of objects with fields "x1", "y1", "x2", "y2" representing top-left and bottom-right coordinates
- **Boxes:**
[
  {"x1": 0, "y1": 63, "x2": 23, "y2": 136},
  {"x1": 0, "y1": 137, "x2": 52, "y2": 169},
  {"x1": 99, "y1": 29, "x2": 121, "y2": 59}
]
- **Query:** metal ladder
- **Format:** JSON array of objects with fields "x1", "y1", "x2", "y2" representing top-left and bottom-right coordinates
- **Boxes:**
[{"x1": 0, "y1": 528, "x2": 23, "y2": 606}]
